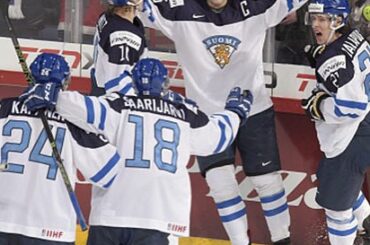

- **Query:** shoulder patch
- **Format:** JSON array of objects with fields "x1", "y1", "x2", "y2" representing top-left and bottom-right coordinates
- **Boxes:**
[{"x1": 318, "y1": 55, "x2": 346, "y2": 80}]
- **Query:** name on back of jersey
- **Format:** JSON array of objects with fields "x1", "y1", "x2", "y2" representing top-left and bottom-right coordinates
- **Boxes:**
[
  {"x1": 341, "y1": 30, "x2": 366, "y2": 59},
  {"x1": 10, "y1": 100, "x2": 64, "y2": 122},
  {"x1": 123, "y1": 97, "x2": 186, "y2": 120},
  {"x1": 110, "y1": 31, "x2": 142, "y2": 50}
]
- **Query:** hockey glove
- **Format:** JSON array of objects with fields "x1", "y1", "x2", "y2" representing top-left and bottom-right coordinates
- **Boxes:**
[
  {"x1": 225, "y1": 87, "x2": 253, "y2": 125},
  {"x1": 19, "y1": 82, "x2": 62, "y2": 112},
  {"x1": 304, "y1": 44, "x2": 326, "y2": 68},
  {"x1": 164, "y1": 90, "x2": 198, "y2": 107},
  {"x1": 301, "y1": 90, "x2": 330, "y2": 121}
]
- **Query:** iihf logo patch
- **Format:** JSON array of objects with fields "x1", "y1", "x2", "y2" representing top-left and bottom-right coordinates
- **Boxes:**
[{"x1": 203, "y1": 35, "x2": 241, "y2": 69}]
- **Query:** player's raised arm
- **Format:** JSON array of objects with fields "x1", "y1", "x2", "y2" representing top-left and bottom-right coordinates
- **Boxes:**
[{"x1": 189, "y1": 87, "x2": 253, "y2": 156}]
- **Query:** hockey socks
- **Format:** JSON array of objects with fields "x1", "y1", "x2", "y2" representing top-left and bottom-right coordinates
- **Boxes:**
[
  {"x1": 250, "y1": 172, "x2": 290, "y2": 242},
  {"x1": 206, "y1": 165, "x2": 249, "y2": 245}
]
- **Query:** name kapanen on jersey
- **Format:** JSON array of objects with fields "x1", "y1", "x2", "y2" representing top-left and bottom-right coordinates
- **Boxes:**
[
  {"x1": 123, "y1": 97, "x2": 186, "y2": 120},
  {"x1": 11, "y1": 101, "x2": 64, "y2": 122}
]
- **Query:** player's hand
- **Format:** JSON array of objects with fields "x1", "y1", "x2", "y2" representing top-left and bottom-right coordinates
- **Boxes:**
[
  {"x1": 19, "y1": 82, "x2": 62, "y2": 112},
  {"x1": 225, "y1": 87, "x2": 253, "y2": 125},
  {"x1": 163, "y1": 90, "x2": 198, "y2": 107},
  {"x1": 301, "y1": 90, "x2": 330, "y2": 121},
  {"x1": 304, "y1": 44, "x2": 326, "y2": 68}
]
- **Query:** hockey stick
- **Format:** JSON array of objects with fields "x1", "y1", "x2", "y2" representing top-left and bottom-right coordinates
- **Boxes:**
[{"x1": 0, "y1": 0, "x2": 88, "y2": 231}]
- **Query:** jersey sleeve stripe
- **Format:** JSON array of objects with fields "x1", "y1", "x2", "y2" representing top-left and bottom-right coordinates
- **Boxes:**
[
  {"x1": 105, "y1": 71, "x2": 131, "y2": 93},
  {"x1": 213, "y1": 120, "x2": 226, "y2": 154},
  {"x1": 334, "y1": 106, "x2": 360, "y2": 118},
  {"x1": 287, "y1": 0, "x2": 293, "y2": 11},
  {"x1": 84, "y1": 96, "x2": 95, "y2": 124},
  {"x1": 99, "y1": 102, "x2": 107, "y2": 130},
  {"x1": 334, "y1": 98, "x2": 368, "y2": 110},
  {"x1": 103, "y1": 175, "x2": 117, "y2": 189},
  {"x1": 90, "y1": 152, "x2": 120, "y2": 183},
  {"x1": 119, "y1": 83, "x2": 133, "y2": 95},
  {"x1": 213, "y1": 113, "x2": 235, "y2": 146}
]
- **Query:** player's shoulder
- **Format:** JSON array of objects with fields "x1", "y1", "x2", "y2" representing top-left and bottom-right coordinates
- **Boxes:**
[
  {"x1": 103, "y1": 13, "x2": 144, "y2": 34},
  {"x1": 323, "y1": 29, "x2": 367, "y2": 61},
  {"x1": 316, "y1": 30, "x2": 367, "y2": 76},
  {"x1": 66, "y1": 122, "x2": 109, "y2": 148},
  {"x1": 0, "y1": 97, "x2": 17, "y2": 119}
]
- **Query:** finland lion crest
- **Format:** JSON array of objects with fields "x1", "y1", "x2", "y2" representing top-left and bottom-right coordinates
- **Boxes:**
[{"x1": 203, "y1": 35, "x2": 241, "y2": 69}]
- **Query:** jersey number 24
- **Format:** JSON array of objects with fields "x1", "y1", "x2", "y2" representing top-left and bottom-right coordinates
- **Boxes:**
[{"x1": 1, "y1": 120, "x2": 65, "y2": 180}]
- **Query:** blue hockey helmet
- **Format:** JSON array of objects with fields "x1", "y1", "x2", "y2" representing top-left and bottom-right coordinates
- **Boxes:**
[
  {"x1": 308, "y1": 0, "x2": 351, "y2": 23},
  {"x1": 30, "y1": 53, "x2": 71, "y2": 87},
  {"x1": 131, "y1": 58, "x2": 169, "y2": 97}
]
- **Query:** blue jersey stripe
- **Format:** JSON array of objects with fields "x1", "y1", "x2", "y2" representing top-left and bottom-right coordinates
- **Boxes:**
[
  {"x1": 119, "y1": 82, "x2": 133, "y2": 95},
  {"x1": 84, "y1": 97, "x2": 95, "y2": 124},
  {"x1": 213, "y1": 113, "x2": 234, "y2": 146},
  {"x1": 287, "y1": 0, "x2": 293, "y2": 11},
  {"x1": 214, "y1": 120, "x2": 226, "y2": 154},
  {"x1": 216, "y1": 196, "x2": 243, "y2": 209},
  {"x1": 335, "y1": 98, "x2": 367, "y2": 110},
  {"x1": 260, "y1": 190, "x2": 285, "y2": 203},
  {"x1": 99, "y1": 102, "x2": 107, "y2": 130},
  {"x1": 105, "y1": 71, "x2": 130, "y2": 91},
  {"x1": 103, "y1": 176, "x2": 116, "y2": 188},
  {"x1": 334, "y1": 106, "x2": 359, "y2": 118},
  {"x1": 90, "y1": 152, "x2": 120, "y2": 183},
  {"x1": 263, "y1": 203, "x2": 289, "y2": 217}
]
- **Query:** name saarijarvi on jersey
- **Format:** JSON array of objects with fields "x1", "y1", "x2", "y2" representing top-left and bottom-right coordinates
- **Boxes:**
[
  {"x1": 10, "y1": 100, "x2": 64, "y2": 122},
  {"x1": 123, "y1": 97, "x2": 186, "y2": 120}
]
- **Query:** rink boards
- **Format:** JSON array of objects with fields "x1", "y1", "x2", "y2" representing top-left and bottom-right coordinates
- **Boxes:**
[{"x1": 2, "y1": 37, "x2": 368, "y2": 244}]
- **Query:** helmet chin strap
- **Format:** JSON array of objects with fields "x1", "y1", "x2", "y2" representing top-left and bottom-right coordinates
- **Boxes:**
[{"x1": 325, "y1": 16, "x2": 344, "y2": 44}]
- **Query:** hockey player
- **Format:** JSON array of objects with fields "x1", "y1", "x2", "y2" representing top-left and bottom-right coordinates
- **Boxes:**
[
  {"x1": 302, "y1": 0, "x2": 370, "y2": 244},
  {"x1": 0, "y1": 53, "x2": 121, "y2": 245},
  {"x1": 91, "y1": 0, "x2": 147, "y2": 95},
  {"x1": 21, "y1": 58, "x2": 253, "y2": 245},
  {"x1": 137, "y1": 0, "x2": 309, "y2": 244}
]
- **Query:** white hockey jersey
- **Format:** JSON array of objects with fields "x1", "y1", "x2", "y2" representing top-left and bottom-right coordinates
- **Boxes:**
[
  {"x1": 314, "y1": 30, "x2": 370, "y2": 157},
  {"x1": 139, "y1": 0, "x2": 307, "y2": 115},
  {"x1": 0, "y1": 98, "x2": 121, "y2": 242},
  {"x1": 55, "y1": 91, "x2": 241, "y2": 236},
  {"x1": 92, "y1": 13, "x2": 148, "y2": 95}
]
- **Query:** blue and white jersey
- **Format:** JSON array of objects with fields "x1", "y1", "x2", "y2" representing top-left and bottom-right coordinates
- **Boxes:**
[
  {"x1": 0, "y1": 98, "x2": 121, "y2": 242},
  {"x1": 55, "y1": 91, "x2": 241, "y2": 236},
  {"x1": 139, "y1": 0, "x2": 307, "y2": 115},
  {"x1": 93, "y1": 13, "x2": 148, "y2": 94},
  {"x1": 314, "y1": 29, "x2": 370, "y2": 157}
]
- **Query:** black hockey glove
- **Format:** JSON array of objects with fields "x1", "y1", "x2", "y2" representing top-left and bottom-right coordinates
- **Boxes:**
[
  {"x1": 304, "y1": 44, "x2": 326, "y2": 68},
  {"x1": 301, "y1": 90, "x2": 330, "y2": 121}
]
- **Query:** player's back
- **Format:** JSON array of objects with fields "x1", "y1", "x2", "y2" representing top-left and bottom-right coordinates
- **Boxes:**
[
  {"x1": 89, "y1": 94, "x2": 197, "y2": 236},
  {"x1": 0, "y1": 97, "x2": 120, "y2": 242}
]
